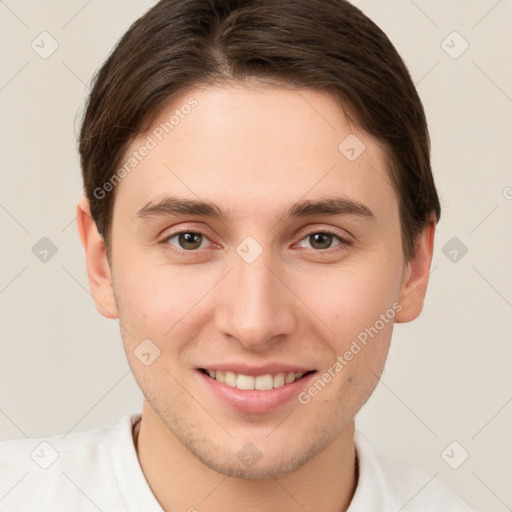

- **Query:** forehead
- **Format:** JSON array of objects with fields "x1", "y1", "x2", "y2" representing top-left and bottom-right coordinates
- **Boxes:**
[{"x1": 114, "y1": 85, "x2": 397, "y2": 221}]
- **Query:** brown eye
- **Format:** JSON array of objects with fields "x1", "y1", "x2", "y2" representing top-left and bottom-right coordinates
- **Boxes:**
[
  {"x1": 179, "y1": 232, "x2": 202, "y2": 250},
  {"x1": 308, "y1": 233, "x2": 334, "y2": 250},
  {"x1": 166, "y1": 232, "x2": 208, "y2": 251},
  {"x1": 297, "y1": 231, "x2": 348, "y2": 252}
]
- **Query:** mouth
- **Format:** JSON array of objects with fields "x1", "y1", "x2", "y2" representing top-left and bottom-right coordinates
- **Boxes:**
[{"x1": 198, "y1": 368, "x2": 316, "y2": 391}]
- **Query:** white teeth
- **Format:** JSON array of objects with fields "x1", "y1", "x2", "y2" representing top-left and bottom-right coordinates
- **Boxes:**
[
  {"x1": 205, "y1": 369, "x2": 307, "y2": 390},
  {"x1": 285, "y1": 372, "x2": 296, "y2": 384},
  {"x1": 273, "y1": 372, "x2": 285, "y2": 388},
  {"x1": 255, "y1": 374, "x2": 274, "y2": 391},
  {"x1": 224, "y1": 371, "x2": 237, "y2": 388},
  {"x1": 237, "y1": 374, "x2": 255, "y2": 390}
]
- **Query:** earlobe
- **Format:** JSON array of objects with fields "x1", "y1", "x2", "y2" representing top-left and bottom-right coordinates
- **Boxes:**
[
  {"x1": 395, "y1": 220, "x2": 436, "y2": 324},
  {"x1": 76, "y1": 197, "x2": 118, "y2": 319}
]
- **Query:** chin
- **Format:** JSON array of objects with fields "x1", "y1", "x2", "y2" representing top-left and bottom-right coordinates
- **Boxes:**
[{"x1": 181, "y1": 428, "x2": 335, "y2": 480}]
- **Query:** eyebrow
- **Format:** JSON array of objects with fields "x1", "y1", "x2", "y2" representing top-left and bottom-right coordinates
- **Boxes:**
[{"x1": 135, "y1": 195, "x2": 375, "y2": 222}]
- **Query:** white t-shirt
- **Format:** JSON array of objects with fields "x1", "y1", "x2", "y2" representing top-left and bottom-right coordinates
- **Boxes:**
[{"x1": 0, "y1": 412, "x2": 475, "y2": 511}]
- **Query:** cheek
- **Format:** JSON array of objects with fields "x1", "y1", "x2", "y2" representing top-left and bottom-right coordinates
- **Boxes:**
[
  {"x1": 292, "y1": 256, "x2": 399, "y2": 401},
  {"x1": 114, "y1": 257, "x2": 219, "y2": 366},
  {"x1": 294, "y1": 258, "x2": 402, "y2": 340},
  {"x1": 113, "y1": 257, "x2": 216, "y2": 342},
  {"x1": 113, "y1": 263, "x2": 199, "y2": 383}
]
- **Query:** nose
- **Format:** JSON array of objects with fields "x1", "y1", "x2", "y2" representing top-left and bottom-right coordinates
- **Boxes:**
[{"x1": 214, "y1": 247, "x2": 297, "y2": 351}]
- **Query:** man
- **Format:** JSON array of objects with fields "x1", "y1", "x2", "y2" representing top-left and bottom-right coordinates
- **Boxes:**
[{"x1": 0, "y1": 0, "x2": 475, "y2": 510}]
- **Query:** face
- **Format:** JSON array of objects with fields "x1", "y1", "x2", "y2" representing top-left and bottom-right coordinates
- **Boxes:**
[{"x1": 84, "y1": 84, "x2": 430, "y2": 479}]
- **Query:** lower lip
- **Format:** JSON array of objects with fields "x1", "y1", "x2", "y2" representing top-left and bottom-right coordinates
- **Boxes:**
[{"x1": 197, "y1": 370, "x2": 317, "y2": 414}]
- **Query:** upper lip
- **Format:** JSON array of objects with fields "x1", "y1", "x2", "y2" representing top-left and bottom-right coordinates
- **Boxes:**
[{"x1": 198, "y1": 363, "x2": 316, "y2": 376}]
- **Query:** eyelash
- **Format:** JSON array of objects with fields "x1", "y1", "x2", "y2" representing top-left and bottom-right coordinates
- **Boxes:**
[{"x1": 160, "y1": 229, "x2": 352, "y2": 255}]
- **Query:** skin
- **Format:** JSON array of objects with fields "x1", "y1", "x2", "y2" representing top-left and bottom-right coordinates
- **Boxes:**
[{"x1": 77, "y1": 84, "x2": 435, "y2": 512}]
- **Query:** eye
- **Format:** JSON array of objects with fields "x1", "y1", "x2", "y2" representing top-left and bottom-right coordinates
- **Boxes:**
[
  {"x1": 161, "y1": 229, "x2": 351, "y2": 255},
  {"x1": 297, "y1": 230, "x2": 350, "y2": 251},
  {"x1": 164, "y1": 231, "x2": 211, "y2": 251}
]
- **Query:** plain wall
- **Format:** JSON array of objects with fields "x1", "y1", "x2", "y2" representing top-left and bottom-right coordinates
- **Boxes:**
[{"x1": 1, "y1": 1, "x2": 511, "y2": 510}]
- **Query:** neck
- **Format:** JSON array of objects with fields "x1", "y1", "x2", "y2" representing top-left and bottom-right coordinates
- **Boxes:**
[{"x1": 134, "y1": 401, "x2": 358, "y2": 512}]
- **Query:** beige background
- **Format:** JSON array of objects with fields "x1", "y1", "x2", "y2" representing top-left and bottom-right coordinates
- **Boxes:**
[{"x1": 1, "y1": 1, "x2": 511, "y2": 510}]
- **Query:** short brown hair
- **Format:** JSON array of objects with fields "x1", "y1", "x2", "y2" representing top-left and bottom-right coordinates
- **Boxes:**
[{"x1": 79, "y1": 0, "x2": 440, "y2": 263}]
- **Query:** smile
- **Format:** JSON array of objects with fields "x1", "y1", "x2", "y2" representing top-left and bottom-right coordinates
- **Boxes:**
[
  {"x1": 197, "y1": 367, "x2": 318, "y2": 413},
  {"x1": 199, "y1": 369, "x2": 313, "y2": 391}
]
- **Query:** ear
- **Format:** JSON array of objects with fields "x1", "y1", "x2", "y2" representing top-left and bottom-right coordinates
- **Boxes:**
[
  {"x1": 395, "y1": 220, "x2": 436, "y2": 323},
  {"x1": 76, "y1": 197, "x2": 118, "y2": 319}
]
